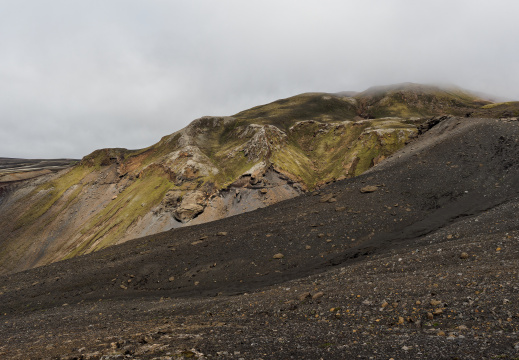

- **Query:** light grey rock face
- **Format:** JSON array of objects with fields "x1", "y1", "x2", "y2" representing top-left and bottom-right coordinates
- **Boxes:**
[
  {"x1": 171, "y1": 190, "x2": 207, "y2": 223},
  {"x1": 160, "y1": 188, "x2": 207, "y2": 222}
]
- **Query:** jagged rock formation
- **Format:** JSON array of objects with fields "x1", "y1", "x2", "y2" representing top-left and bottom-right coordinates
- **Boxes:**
[{"x1": 0, "y1": 82, "x2": 512, "y2": 275}]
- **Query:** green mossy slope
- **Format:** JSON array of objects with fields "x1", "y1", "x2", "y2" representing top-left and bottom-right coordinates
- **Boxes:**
[{"x1": 4, "y1": 82, "x2": 508, "y2": 270}]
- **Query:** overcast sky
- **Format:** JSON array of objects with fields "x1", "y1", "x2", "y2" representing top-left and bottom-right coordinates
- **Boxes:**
[{"x1": 1, "y1": 1, "x2": 519, "y2": 159}]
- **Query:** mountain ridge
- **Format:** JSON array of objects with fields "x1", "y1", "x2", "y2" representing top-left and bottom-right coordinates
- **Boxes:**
[{"x1": 0, "y1": 83, "x2": 517, "y2": 275}]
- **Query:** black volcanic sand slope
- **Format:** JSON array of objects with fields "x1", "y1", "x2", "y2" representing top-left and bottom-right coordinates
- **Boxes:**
[{"x1": 1, "y1": 117, "x2": 519, "y2": 359}]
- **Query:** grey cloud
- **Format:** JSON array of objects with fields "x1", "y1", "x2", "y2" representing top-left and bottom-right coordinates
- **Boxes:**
[{"x1": 1, "y1": 0, "x2": 519, "y2": 158}]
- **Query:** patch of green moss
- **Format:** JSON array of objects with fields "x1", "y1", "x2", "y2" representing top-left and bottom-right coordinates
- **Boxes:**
[
  {"x1": 270, "y1": 120, "x2": 414, "y2": 188},
  {"x1": 81, "y1": 148, "x2": 130, "y2": 169},
  {"x1": 215, "y1": 157, "x2": 254, "y2": 187},
  {"x1": 479, "y1": 101, "x2": 519, "y2": 118},
  {"x1": 219, "y1": 119, "x2": 245, "y2": 141},
  {"x1": 234, "y1": 93, "x2": 357, "y2": 130},
  {"x1": 271, "y1": 146, "x2": 315, "y2": 187},
  {"x1": 64, "y1": 172, "x2": 173, "y2": 259},
  {"x1": 14, "y1": 166, "x2": 93, "y2": 230},
  {"x1": 482, "y1": 102, "x2": 512, "y2": 109},
  {"x1": 40, "y1": 183, "x2": 85, "y2": 228},
  {"x1": 355, "y1": 85, "x2": 491, "y2": 119},
  {"x1": 194, "y1": 123, "x2": 263, "y2": 187},
  {"x1": 352, "y1": 129, "x2": 415, "y2": 176},
  {"x1": 352, "y1": 135, "x2": 381, "y2": 176}
]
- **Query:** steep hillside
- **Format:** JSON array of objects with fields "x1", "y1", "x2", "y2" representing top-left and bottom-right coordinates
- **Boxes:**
[
  {"x1": 0, "y1": 83, "x2": 513, "y2": 275},
  {"x1": 2, "y1": 116, "x2": 519, "y2": 358}
]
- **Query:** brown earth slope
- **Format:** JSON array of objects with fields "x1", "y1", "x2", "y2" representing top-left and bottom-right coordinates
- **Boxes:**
[{"x1": 1, "y1": 116, "x2": 519, "y2": 359}]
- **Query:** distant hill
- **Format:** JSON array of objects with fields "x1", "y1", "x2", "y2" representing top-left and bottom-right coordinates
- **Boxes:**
[
  {"x1": 353, "y1": 82, "x2": 491, "y2": 118},
  {"x1": 0, "y1": 158, "x2": 77, "y2": 183}
]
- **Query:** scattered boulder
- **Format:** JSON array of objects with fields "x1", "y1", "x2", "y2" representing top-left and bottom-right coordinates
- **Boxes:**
[
  {"x1": 312, "y1": 292, "x2": 324, "y2": 300},
  {"x1": 217, "y1": 232, "x2": 228, "y2": 236},
  {"x1": 360, "y1": 185, "x2": 378, "y2": 193},
  {"x1": 250, "y1": 176, "x2": 261, "y2": 185},
  {"x1": 173, "y1": 191, "x2": 207, "y2": 223},
  {"x1": 298, "y1": 292, "x2": 311, "y2": 301},
  {"x1": 430, "y1": 299, "x2": 441, "y2": 306},
  {"x1": 460, "y1": 252, "x2": 469, "y2": 259},
  {"x1": 273, "y1": 253, "x2": 284, "y2": 259},
  {"x1": 319, "y1": 193, "x2": 335, "y2": 203}
]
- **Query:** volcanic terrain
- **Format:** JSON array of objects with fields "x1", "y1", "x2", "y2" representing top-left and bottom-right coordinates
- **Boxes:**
[
  {"x1": 1, "y1": 114, "x2": 519, "y2": 359},
  {"x1": 1, "y1": 84, "x2": 519, "y2": 359}
]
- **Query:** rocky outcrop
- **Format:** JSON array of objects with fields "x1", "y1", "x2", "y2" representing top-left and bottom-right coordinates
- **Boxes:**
[
  {"x1": 162, "y1": 146, "x2": 219, "y2": 184},
  {"x1": 417, "y1": 115, "x2": 455, "y2": 135},
  {"x1": 162, "y1": 190, "x2": 207, "y2": 223},
  {"x1": 228, "y1": 124, "x2": 287, "y2": 161}
]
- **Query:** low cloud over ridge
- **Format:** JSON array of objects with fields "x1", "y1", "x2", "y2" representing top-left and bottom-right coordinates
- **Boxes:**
[{"x1": 1, "y1": 0, "x2": 518, "y2": 158}]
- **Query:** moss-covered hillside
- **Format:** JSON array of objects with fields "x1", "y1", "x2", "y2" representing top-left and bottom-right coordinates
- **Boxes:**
[
  {"x1": 1, "y1": 82, "x2": 513, "y2": 274},
  {"x1": 354, "y1": 83, "x2": 491, "y2": 118}
]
